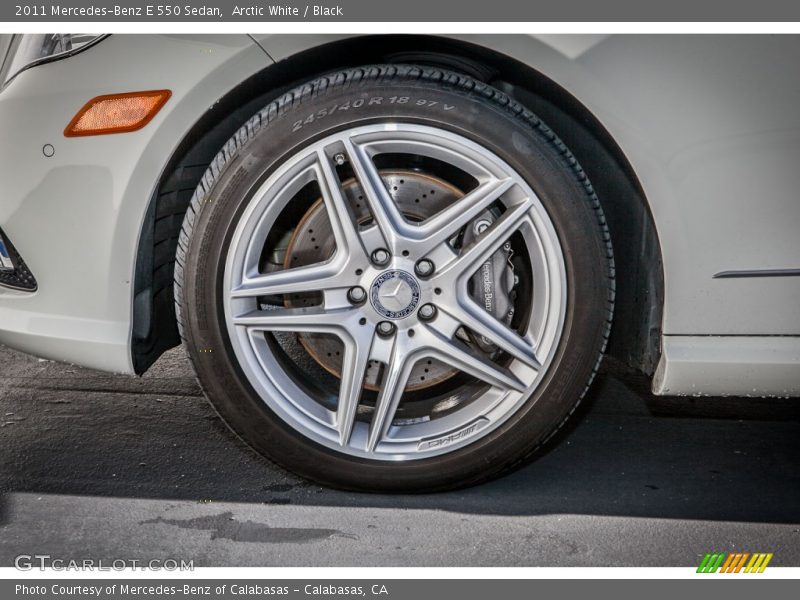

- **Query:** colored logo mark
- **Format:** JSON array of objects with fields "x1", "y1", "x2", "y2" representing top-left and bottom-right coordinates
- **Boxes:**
[{"x1": 697, "y1": 552, "x2": 773, "y2": 573}]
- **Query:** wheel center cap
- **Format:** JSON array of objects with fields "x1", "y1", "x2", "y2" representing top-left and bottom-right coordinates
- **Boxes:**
[{"x1": 370, "y1": 270, "x2": 421, "y2": 319}]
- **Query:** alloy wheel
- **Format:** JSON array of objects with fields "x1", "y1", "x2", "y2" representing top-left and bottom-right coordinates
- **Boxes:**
[{"x1": 223, "y1": 123, "x2": 567, "y2": 460}]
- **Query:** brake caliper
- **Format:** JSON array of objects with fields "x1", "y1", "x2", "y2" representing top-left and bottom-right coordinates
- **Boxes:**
[{"x1": 465, "y1": 212, "x2": 517, "y2": 353}]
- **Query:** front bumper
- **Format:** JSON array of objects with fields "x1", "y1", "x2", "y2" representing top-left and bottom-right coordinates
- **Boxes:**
[{"x1": 0, "y1": 35, "x2": 270, "y2": 373}]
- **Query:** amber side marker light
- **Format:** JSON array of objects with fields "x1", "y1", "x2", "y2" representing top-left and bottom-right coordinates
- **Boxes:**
[{"x1": 64, "y1": 90, "x2": 172, "y2": 137}]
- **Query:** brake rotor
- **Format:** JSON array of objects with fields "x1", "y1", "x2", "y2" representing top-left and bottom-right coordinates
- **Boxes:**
[{"x1": 284, "y1": 170, "x2": 463, "y2": 391}]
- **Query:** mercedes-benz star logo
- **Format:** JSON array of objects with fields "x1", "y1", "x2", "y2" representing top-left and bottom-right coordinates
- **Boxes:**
[{"x1": 370, "y1": 270, "x2": 421, "y2": 320}]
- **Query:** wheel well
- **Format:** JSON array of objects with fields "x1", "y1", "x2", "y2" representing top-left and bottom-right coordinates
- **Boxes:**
[{"x1": 132, "y1": 35, "x2": 664, "y2": 376}]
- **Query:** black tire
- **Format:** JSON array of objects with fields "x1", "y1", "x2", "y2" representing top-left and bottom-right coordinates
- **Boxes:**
[{"x1": 175, "y1": 65, "x2": 615, "y2": 492}]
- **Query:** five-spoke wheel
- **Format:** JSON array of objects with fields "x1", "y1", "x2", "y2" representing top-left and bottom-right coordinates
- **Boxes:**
[{"x1": 224, "y1": 124, "x2": 565, "y2": 459}]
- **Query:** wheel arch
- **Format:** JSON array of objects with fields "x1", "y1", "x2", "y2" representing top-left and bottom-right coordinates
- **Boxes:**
[{"x1": 132, "y1": 34, "x2": 664, "y2": 376}]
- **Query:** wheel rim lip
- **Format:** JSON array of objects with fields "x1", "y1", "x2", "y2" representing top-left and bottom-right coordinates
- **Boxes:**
[{"x1": 222, "y1": 123, "x2": 568, "y2": 461}]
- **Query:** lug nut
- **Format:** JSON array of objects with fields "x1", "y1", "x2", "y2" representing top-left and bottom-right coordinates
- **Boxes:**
[
  {"x1": 347, "y1": 286, "x2": 366, "y2": 304},
  {"x1": 414, "y1": 258, "x2": 435, "y2": 277},
  {"x1": 377, "y1": 321, "x2": 396, "y2": 336},
  {"x1": 333, "y1": 153, "x2": 346, "y2": 166},
  {"x1": 372, "y1": 248, "x2": 391, "y2": 266},
  {"x1": 418, "y1": 304, "x2": 437, "y2": 321}
]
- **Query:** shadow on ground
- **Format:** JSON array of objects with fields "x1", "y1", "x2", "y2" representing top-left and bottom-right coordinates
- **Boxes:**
[{"x1": 1, "y1": 345, "x2": 798, "y2": 524}]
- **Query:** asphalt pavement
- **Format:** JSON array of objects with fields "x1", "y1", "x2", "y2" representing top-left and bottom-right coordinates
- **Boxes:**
[{"x1": 0, "y1": 344, "x2": 798, "y2": 567}]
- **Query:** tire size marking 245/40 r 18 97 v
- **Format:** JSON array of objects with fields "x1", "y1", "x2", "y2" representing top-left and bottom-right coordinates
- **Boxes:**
[{"x1": 292, "y1": 96, "x2": 455, "y2": 132}]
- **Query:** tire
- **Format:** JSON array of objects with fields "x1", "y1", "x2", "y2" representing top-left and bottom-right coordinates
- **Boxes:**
[{"x1": 175, "y1": 65, "x2": 614, "y2": 492}]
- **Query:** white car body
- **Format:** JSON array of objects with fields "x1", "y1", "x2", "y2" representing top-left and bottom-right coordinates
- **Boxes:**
[{"x1": 0, "y1": 34, "x2": 798, "y2": 396}]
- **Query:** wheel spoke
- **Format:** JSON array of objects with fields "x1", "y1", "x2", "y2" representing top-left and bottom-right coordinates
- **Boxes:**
[
  {"x1": 444, "y1": 199, "x2": 532, "y2": 279},
  {"x1": 414, "y1": 178, "x2": 515, "y2": 254},
  {"x1": 448, "y1": 301, "x2": 542, "y2": 371},
  {"x1": 230, "y1": 261, "x2": 348, "y2": 299},
  {"x1": 367, "y1": 342, "x2": 414, "y2": 452},
  {"x1": 421, "y1": 328, "x2": 527, "y2": 393},
  {"x1": 344, "y1": 138, "x2": 406, "y2": 250},
  {"x1": 336, "y1": 331, "x2": 375, "y2": 446},
  {"x1": 232, "y1": 306, "x2": 353, "y2": 333},
  {"x1": 315, "y1": 151, "x2": 369, "y2": 263}
]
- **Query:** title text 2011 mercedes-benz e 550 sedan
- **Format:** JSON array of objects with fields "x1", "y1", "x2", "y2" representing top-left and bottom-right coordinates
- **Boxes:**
[{"x1": 1, "y1": 34, "x2": 798, "y2": 491}]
